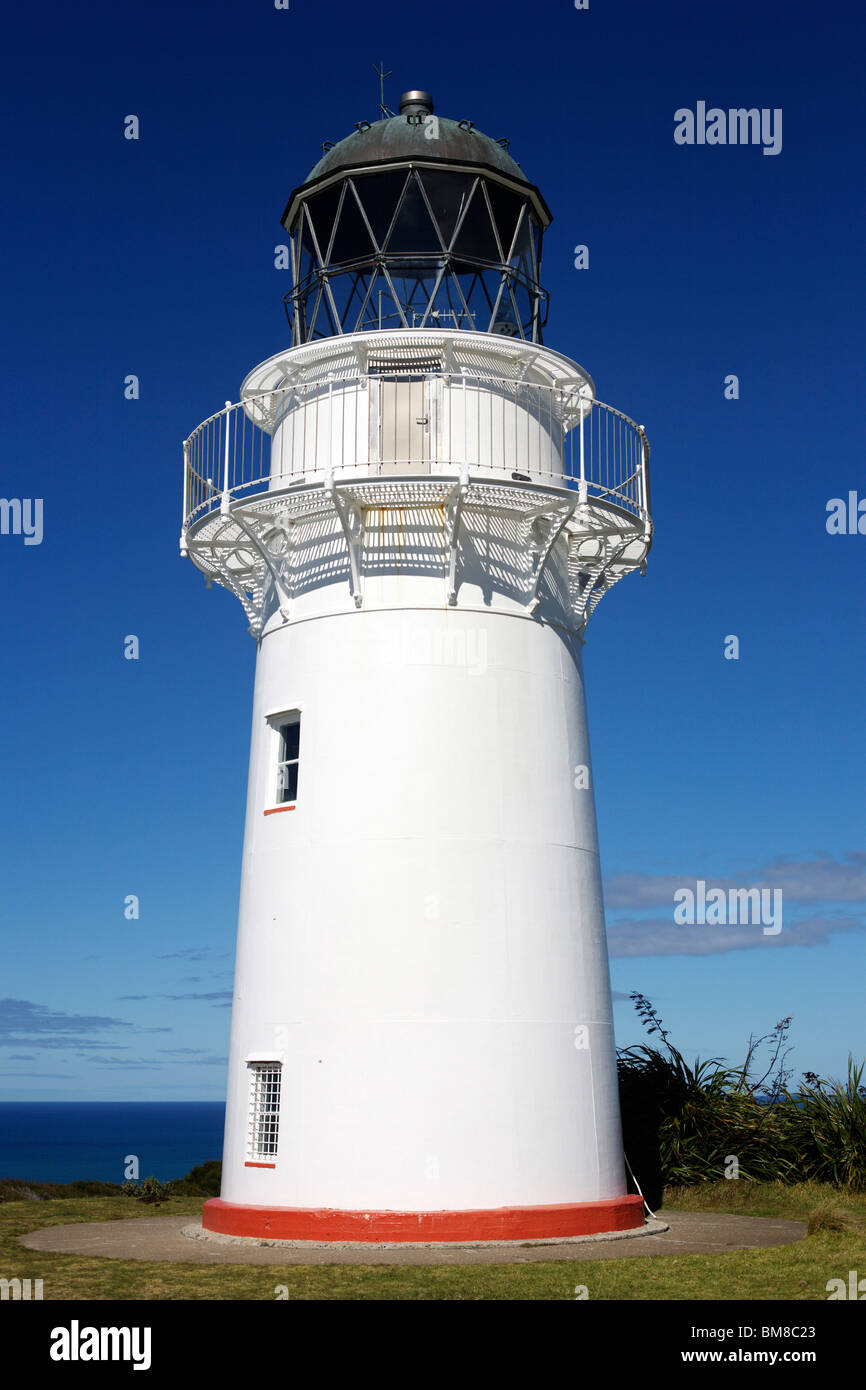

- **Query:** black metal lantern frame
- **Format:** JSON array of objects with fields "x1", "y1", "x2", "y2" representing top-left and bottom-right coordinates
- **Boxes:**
[{"x1": 284, "y1": 165, "x2": 549, "y2": 345}]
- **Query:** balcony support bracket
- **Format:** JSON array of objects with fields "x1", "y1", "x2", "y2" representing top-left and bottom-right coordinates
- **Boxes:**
[
  {"x1": 444, "y1": 472, "x2": 469, "y2": 605},
  {"x1": 329, "y1": 485, "x2": 365, "y2": 608},
  {"x1": 524, "y1": 498, "x2": 576, "y2": 613}
]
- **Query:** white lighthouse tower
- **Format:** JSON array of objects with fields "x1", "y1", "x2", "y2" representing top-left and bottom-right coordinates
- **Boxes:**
[{"x1": 183, "y1": 90, "x2": 652, "y2": 1242}]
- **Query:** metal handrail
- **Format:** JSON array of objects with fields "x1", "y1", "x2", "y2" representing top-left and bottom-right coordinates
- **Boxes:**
[{"x1": 182, "y1": 372, "x2": 651, "y2": 538}]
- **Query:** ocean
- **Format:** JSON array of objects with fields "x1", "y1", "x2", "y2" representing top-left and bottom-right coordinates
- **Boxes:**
[{"x1": 0, "y1": 1103, "x2": 225, "y2": 1185}]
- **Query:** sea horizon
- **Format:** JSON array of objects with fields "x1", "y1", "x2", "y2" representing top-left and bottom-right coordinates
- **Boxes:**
[{"x1": 0, "y1": 1101, "x2": 226, "y2": 1185}]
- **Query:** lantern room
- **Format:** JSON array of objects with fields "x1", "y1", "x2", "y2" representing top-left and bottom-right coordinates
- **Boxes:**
[{"x1": 280, "y1": 91, "x2": 552, "y2": 344}]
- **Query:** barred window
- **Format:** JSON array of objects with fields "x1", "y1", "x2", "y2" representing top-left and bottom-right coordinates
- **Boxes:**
[{"x1": 247, "y1": 1062, "x2": 282, "y2": 1161}]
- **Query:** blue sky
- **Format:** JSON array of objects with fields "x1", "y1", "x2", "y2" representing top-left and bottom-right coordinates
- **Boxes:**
[{"x1": 0, "y1": 0, "x2": 863, "y2": 1101}]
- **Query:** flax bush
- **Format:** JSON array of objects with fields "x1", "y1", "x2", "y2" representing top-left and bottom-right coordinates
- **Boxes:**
[{"x1": 617, "y1": 994, "x2": 865, "y2": 1199}]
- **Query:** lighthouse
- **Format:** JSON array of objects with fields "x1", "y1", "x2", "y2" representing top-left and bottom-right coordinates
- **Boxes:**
[{"x1": 183, "y1": 90, "x2": 652, "y2": 1242}]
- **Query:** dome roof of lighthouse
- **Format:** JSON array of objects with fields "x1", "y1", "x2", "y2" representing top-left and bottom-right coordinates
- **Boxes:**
[
  {"x1": 282, "y1": 95, "x2": 551, "y2": 231},
  {"x1": 306, "y1": 114, "x2": 528, "y2": 185}
]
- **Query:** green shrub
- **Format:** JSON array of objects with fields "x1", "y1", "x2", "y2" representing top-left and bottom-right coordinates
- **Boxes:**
[
  {"x1": 617, "y1": 994, "x2": 865, "y2": 1196},
  {"x1": 121, "y1": 1175, "x2": 169, "y2": 1205},
  {"x1": 777, "y1": 1059, "x2": 866, "y2": 1191},
  {"x1": 166, "y1": 1160, "x2": 222, "y2": 1197}
]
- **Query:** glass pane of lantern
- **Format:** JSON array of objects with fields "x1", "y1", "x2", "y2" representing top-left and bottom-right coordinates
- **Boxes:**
[
  {"x1": 508, "y1": 283, "x2": 531, "y2": 338},
  {"x1": 451, "y1": 182, "x2": 500, "y2": 263},
  {"x1": 515, "y1": 252, "x2": 536, "y2": 300},
  {"x1": 384, "y1": 174, "x2": 441, "y2": 254},
  {"x1": 483, "y1": 181, "x2": 524, "y2": 261},
  {"x1": 416, "y1": 169, "x2": 473, "y2": 249},
  {"x1": 353, "y1": 170, "x2": 409, "y2": 247},
  {"x1": 304, "y1": 183, "x2": 345, "y2": 260},
  {"x1": 312, "y1": 285, "x2": 340, "y2": 339},
  {"x1": 391, "y1": 269, "x2": 438, "y2": 327},
  {"x1": 332, "y1": 268, "x2": 377, "y2": 332},
  {"x1": 452, "y1": 269, "x2": 486, "y2": 330},
  {"x1": 424, "y1": 271, "x2": 463, "y2": 330},
  {"x1": 326, "y1": 272, "x2": 358, "y2": 330},
  {"x1": 491, "y1": 280, "x2": 521, "y2": 337},
  {"x1": 296, "y1": 212, "x2": 317, "y2": 288},
  {"x1": 452, "y1": 263, "x2": 496, "y2": 326},
  {"x1": 343, "y1": 270, "x2": 376, "y2": 331},
  {"x1": 358, "y1": 272, "x2": 403, "y2": 331},
  {"x1": 528, "y1": 215, "x2": 542, "y2": 279},
  {"x1": 300, "y1": 281, "x2": 323, "y2": 340},
  {"x1": 422, "y1": 268, "x2": 459, "y2": 329},
  {"x1": 509, "y1": 205, "x2": 532, "y2": 267},
  {"x1": 329, "y1": 185, "x2": 376, "y2": 265}
]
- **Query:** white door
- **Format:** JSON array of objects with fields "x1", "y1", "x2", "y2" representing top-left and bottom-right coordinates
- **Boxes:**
[{"x1": 376, "y1": 376, "x2": 432, "y2": 475}]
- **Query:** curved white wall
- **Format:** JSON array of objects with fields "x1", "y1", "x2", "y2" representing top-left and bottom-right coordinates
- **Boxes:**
[
  {"x1": 267, "y1": 375, "x2": 567, "y2": 488},
  {"x1": 219, "y1": 593, "x2": 627, "y2": 1212},
  {"x1": 242, "y1": 329, "x2": 593, "y2": 493}
]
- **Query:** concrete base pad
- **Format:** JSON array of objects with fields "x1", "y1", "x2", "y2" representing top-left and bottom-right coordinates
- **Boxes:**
[
  {"x1": 19, "y1": 1210, "x2": 806, "y2": 1266},
  {"x1": 184, "y1": 1215, "x2": 669, "y2": 1251}
]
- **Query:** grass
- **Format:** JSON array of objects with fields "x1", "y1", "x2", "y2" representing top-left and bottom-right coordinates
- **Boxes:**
[
  {"x1": 1, "y1": 1183, "x2": 865, "y2": 1300},
  {"x1": 662, "y1": 1177, "x2": 865, "y2": 1221}
]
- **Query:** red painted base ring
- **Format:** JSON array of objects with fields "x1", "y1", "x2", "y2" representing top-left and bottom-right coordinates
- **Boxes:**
[{"x1": 201, "y1": 1194, "x2": 645, "y2": 1243}]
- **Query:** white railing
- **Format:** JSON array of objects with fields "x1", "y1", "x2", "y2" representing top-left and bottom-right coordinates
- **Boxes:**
[{"x1": 182, "y1": 373, "x2": 651, "y2": 535}]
